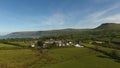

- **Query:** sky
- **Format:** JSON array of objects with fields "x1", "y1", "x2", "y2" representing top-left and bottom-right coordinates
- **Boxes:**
[{"x1": 0, "y1": 0, "x2": 120, "y2": 35}]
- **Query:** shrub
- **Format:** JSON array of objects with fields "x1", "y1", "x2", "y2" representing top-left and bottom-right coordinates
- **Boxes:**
[
  {"x1": 111, "y1": 50, "x2": 120, "y2": 59},
  {"x1": 37, "y1": 40, "x2": 44, "y2": 49}
]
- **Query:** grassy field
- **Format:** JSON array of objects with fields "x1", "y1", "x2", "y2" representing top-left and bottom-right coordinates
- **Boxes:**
[
  {"x1": 0, "y1": 49, "x2": 40, "y2": 68},
  {"x1": 32, "y1": 48, "x2": 120, "y2": 68},
  {"x1": 83, "y1": 43, "x2": 120, "y2": 56},
  {"x1": 0, "y1": 43, "x2": 22, "y2": 50},
  {"x1": 10, "y1": 42, "x2": 29, "y2": 47},
  {"x1": 0, "y1": 43, "x2": 18, "y2": 48},
  {"x1": 0, "y1": 44, "x2": 120, "y2": 68}
]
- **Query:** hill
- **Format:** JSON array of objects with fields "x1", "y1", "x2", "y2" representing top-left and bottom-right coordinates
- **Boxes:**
[
  {"x1": 95, "y1": 23, "x2": 120, "y2": 30},
  {"x1": 5, "y1": 23, "x2": 120, "y2": 38},
  {"x1": 6, "y1": 29, "x2": 89, "y2": 38}
]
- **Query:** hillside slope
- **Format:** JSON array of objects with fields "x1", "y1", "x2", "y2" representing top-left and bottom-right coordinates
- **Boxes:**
[
  {"x1": 95, "y1": 23, "x2": 120, "y2": 30},
  {"x1": 6, "y1": 23, "x2": 120, "y2": 38},
  {"x1": 6, "y1": 29, "x2": 88, "y2": 37}
]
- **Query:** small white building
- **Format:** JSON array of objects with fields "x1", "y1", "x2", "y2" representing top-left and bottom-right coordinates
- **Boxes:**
[
  {"x1": 74, "y1": 44, "x2": 84, "y2": 47},
  {"x1": 31, "y1": 44, "x2": 35, "y2": 47},
  {"x1": 58, "y1": 41, "x2": 66, "y2": 47},
  {"x1": 66, "y1": 43, "x2": 70, "y2": 46}
]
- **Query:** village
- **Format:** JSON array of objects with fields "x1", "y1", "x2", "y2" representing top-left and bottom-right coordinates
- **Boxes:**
[{"x1": 30, "y1": 38, "x2": 84, "y2": 48}]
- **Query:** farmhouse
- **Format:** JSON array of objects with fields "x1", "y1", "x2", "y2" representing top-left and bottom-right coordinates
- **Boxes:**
[
  {"x1": 31, "y1": 44, "x2": 35, "y2": 47},
  {"x1": 74, "y1": 44, "x2": 84, "y2": 47},
  {"x1": 42, "y1": 38, "x2": 84, "y2": 48}
]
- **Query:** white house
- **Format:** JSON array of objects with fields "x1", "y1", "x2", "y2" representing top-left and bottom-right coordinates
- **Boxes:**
[
  {"x1": 74, "y1": 44, "x2": 84, "y2": 47},
  {"x1": 31, "y1": 44, "x2": 35, "y2": 47},
  {"x1": 58, "y1": 41, "x2": 66, "y2": 47},
  {"x1": 66, "y1": 43, "x2": 70, "y2": 46}
]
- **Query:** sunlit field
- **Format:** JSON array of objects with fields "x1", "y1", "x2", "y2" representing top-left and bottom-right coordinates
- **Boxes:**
[{"x1": 0, "y1": 43, "x2": 120, "y2": 68}]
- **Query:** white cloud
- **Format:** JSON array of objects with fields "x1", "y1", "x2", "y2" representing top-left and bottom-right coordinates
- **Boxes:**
[
  {"x1": 0, "y1": 32, "x2": 10, "y2": 35},
  {"x1": 76, "y1": 3, "x2": 120, "y2": 27},
  {"x1": 41, "y1": 13, "x2": 67, "y2": 25},
  {"x1": 94, "y1": 0, "x2": 109, "y2": 3},
  {"x1": 100, "y1": 14, "x2": 120, "y2": 23},
  {"x1": 87, "y1": 3, "x2": 119, "y2": 20}
]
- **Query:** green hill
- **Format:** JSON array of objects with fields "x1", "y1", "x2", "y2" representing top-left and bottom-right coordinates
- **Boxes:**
[
  {"x1": 6, "y1": 29, "x2": 88, "y2": 37},
  {"x1": 95, "y1": 23, "x2": 120, "y2": 30},
  {"x1": 5, "y1": 23, "x2": 120, "y2": 38}
]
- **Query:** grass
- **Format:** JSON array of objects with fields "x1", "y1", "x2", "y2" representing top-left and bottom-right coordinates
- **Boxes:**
[
  {"x1": 0, "y1": 49, "x2": 40, "y2": 68},
  {"x1": 0, "y1": 46, "x2": 120, "y2": 68},
  {"x1": 0, "y1": 43, "x2": 18, "y2": 48},
  {"x1": 3, "y1": 42, "x2": 29, "y2": 48},
  {"x1": 0, "y1": 43, "x2": 23, "y2": 50},
  {"x1": 83, "y1": 43, "x2": 120, "y2": 55},
  {"x1": 10, "y1": 42, "x2": 28, "y2": 47},
  {"x1": 0, "y1": 42, "x2": 29, "y2": 49},
  {"x1": 31, "y1": 47, "x2": 120, "y2": 68}
]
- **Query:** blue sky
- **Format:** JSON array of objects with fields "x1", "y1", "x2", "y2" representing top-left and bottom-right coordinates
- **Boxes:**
[{"x1": 0, "y1": 0, "x2": 120, "y2": 35}]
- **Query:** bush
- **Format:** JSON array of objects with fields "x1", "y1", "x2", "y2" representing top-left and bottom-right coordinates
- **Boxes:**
[
  {"x1": 111, "y1": 50, "x2": 120, "y2": 59},
  {"x1": 46, "y1": 42, "x2": 58, "y2": 49},
  {"x1": 37, "y1": 40, "x2": 44, "y2": 49}
]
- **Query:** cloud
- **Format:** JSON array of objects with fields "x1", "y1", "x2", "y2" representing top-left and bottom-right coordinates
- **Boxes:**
[
  {"x1": 87, "y1": 3, "x2": 120, "y2": 20},
  {"x1": 100, "y1": 14, "x2": 120, "y2": 23},
  {"x1": 75, "y1": 2, "x2": 120, "y2": 28},
  {"x1": 0, "y1": 32, "x2": 10, "y2": 35},
  {"x1": 41, "y1": 13, "x2": 67, "y2": 25},
  {"x1": 94, "y1": 0, "x2": 109, "y2": 3}
]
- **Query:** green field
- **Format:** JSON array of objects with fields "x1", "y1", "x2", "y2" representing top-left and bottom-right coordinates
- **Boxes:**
[
  {"x1": 0, "y1": 43, "x2": 22, "y2": 50},
  {"x1": 0, "y1": 43, "x2": 18, "y2": 47},
  {"x1": 83, "y1": 43, "x2": 120, "y2": 56},
  {"x1": 42, "y1": 48, "x2": 120, "y2": 68},
  {"x1": 0, "y1": 43, "x2": 120, "y2": 68},
  {"x1": 0, "y1": 49, "x2": 41, "y2": 68}
]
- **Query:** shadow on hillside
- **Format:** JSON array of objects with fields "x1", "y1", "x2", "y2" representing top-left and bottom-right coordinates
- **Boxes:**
[
  {"x1": 115, "y1": 60, "x2": 120, "y2": 63},
  {"x1": 97, "y1": 55, "x2": 120, "y2": 63},
  {"x1": 97, "y1": 55, "x2": 110, "y2": 59},
  {"x1": 83, "y1": 46, "x2": 120, "y2": 63}
]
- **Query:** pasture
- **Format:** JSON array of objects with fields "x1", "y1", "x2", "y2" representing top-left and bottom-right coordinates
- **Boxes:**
[{"x1": 0, "y1": 43, "x2": 120, "y2": 68}]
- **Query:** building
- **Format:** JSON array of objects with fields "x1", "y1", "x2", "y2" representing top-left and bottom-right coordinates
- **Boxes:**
[
  {"x1": 74, "y1": 44, "x2": 84, "y2": 47},
  {"x1": 31, "y1": 44, "x2": 35, "y2": 47}
]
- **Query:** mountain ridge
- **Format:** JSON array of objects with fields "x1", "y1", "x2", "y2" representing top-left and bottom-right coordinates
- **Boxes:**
[
  {"x1": 6, "y1": 23, "x2": 120, "y2": 38},
  {"x1": 95, "y1": 23, "x2": 120, "y2": 30},
  {"x1": 6, "y1": 28, "x2": 89, "y2": 37}
]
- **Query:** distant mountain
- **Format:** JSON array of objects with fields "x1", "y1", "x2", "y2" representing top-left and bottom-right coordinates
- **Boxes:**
[
  {"x1": 4, "y1": 23, "x2": 120, "y2": 39},
  {"x1": 6, "y1": 29, "x2": 89, "y2": 38},
  {"x1": 95, "y1": 23, "x2": 120, "y2": 30}
]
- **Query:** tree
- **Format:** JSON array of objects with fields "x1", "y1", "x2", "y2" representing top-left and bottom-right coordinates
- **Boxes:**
[
  {"x1": 111, "y1": 50, "x2": 119, "y2": 59},
  {"x1": 37, "y1": 40, "x2": 44, "y2": 49}
]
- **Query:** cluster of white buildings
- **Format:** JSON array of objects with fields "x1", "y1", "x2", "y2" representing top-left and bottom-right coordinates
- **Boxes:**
[
  {"x1": 43, "y1": 39, "x2": 84, "y2": 48},
  {"x1": 30, "y1": 39, "x2": 84, "y2": 48}
]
